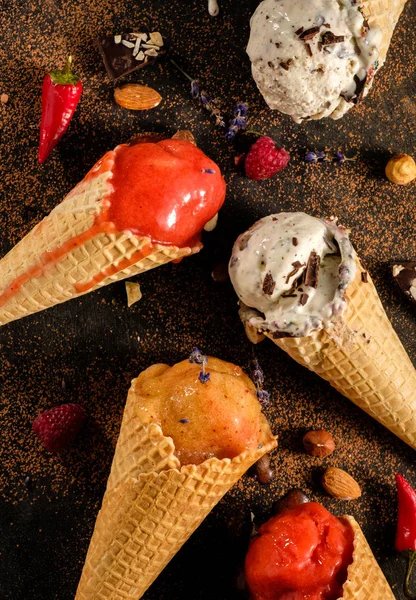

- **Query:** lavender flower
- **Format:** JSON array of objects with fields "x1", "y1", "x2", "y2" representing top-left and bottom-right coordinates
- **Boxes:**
[
  {"x1": 333, "y1": 151, "x2": 356, "y2": 164},
  {"x1": 170, "y1": 59, "x2": 226, "y2": 128},
  {"x1": 225, "y1": 103, "x2": 248, "y2": 141},
  {"x1": 305, "y1": 151, "x2": 327, "y2": 163},
  {"x1": 249, "y1": 357, "x2": 269, "y2": 408},
  {"x1": 189, "y1": 347, "x2": 210, "y2": 384}
]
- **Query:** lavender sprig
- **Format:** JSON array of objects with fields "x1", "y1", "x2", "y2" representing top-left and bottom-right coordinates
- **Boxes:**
[
  {"x1": 305, "y1": 150, "x2": 357, "y2": 164},
  {"x1": 225, "y1": 103, "x2": 248, "y2": 141},
  {"x1": 250, "y1": 357, "x2": 270, "y2": 408},
  {"x1": 170, "y1": 59, "x2": 225, "y2": 128},
  {"x1": 189, "y1": 347, "x2": 210, "y2": 384}
]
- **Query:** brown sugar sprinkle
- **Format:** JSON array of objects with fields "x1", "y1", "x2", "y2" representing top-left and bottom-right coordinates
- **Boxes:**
[
  {"x1": 361, "y1": 271, "x2": 368, "y2": 283},
  {"x1": 262, "y1": 271, "x2": 276, "y2": 295}
]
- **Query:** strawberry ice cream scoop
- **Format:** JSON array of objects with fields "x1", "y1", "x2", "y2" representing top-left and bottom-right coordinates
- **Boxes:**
[{"x1": 0, "y1": 136, "x2": 226, "y2": 326}]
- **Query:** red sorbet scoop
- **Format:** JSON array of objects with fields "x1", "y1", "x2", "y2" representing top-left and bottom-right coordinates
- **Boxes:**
[
  {"x1": 107, "y1": 139, "x2": 226, "y2": 247},
  {"x1": 245, "y1": 502, "x2": 354, "y2": 600}
]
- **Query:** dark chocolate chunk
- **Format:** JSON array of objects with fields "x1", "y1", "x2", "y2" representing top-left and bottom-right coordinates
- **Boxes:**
[
  {"x1": 361, "y1": 271, "x2": 368, "y2": 283},
  {"x1": 97, "y1": 31, "x2": 168, "y2": 81},
  {"x1": 262, "y1": 271, "x2": 276, "y2": 295},
  {"x1": 304, "y1": 43, "x2": 313, "y2": 57},
  {"x1": 298, "y1": 26, "x2": 320, "y2": 41},
  {"x1": 393, "y1": 262, "x2": 416, "y2": 303},
  {"x1": 292, "y1": 237, "x2": 298, "y2": 246},
  {"x1": 299, "y1": 292, "x2": 309, "y2": 306},
  {"x1": 295, "y1": 26, "x2": 304, "y2": 36},
  {"x1": 304, "y1": 251, "x2": 320, "y2": 288},
  {"x1": 321, "y1": 31, "x2": 345, "y2": 45},
  {"x1": 279, "y1": 59, "x2": 293, "y2": 71}
]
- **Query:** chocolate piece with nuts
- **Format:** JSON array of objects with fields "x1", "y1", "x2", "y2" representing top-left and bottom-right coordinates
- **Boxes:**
[
  {"x1": 97, "y1": 31, "x2": 168, "y2": 81},
  {"x1": 393, "y1": 262, "x2": 416, "y2": 303}
]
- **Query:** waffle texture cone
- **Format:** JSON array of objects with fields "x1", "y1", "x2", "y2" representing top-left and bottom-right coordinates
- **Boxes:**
[
  {"x1": 329, "y1": 0, "x2": 408, "y2": 120},
  {"x1": 264, "y1": 259, "x2": 416, "y2": 449},
  {"x1": 75, "y1": 376, "x2": 277, "y2": 599},
  {"x1": 340, "y1": 516, "x2": 395, "y2": 599},
  {"x1": 0, "y1": 148, "x2": 198, "y2": 327}
]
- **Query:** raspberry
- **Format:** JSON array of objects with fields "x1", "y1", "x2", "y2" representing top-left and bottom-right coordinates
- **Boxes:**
[
  {"x1": 245, "y1": 136, "x2": 290, "y2": 181},
  {"x1": 32, "y1": 403, "x2": 86, "y2": 452}
]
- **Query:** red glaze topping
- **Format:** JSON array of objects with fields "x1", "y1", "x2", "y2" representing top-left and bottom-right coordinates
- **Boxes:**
[
  {"x1": 108, "y1": 139, "x2": 226, "y2": 247},
  {"x1": 245, "y1": 502, "x2": 354, "y2": 600}
]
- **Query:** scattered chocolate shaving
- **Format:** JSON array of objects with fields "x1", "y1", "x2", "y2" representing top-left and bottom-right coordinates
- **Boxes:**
[
  {"x1": 281, "y1": 293, "x2": 297, "y2": 298},
  {"x1": 285, "y1": 261, "x2": 304, "y2": 284},
  {"x1": 298, "y1": 26, "x2": 320, "y2": 41},
  {"x1": 229, "y1": 256, "x2": 239, "y2": 267},
  {"x1": 361, "y1": 271, "x2": 368, "y2": 283},
  {"x1": 304, "y1": 251, "x2": 320, "y2": 288},
  {"x1": 292, "y1": 237, "x2": 298, "y2": 246},
  {"x1": 323, "y1": 23, "x2": 330, "y2": 27},
  {"x1": 262, "y1": 272, "x2": 276, "y2": 295},
  {"x1": 268, "y1": 61, "x2": 274, "y2": 68},
  {"x1": 295, "y1": 26, "x2": 304, "y2": 36},
  {"x1": 318, "y1": 42, "x2": 323, "y2": 51},
  {"x1": 299, "y1": 293, "x2": 309, "y2": 306},
  {"x1": 304, "y1": 43, "x2": 313, "y2": 57},
  {"x1": 350, "y1": 74, "x2": 367, "y2": 104},
  {"x1": 279, "y1": 59, "x2": 293, "y2": 71},
  {"x1": 275, "y1": 42, "x2": 281, "y2": 48},
  {"x1": 321, "y1": 31, "x2": 345, "y2": 45}
]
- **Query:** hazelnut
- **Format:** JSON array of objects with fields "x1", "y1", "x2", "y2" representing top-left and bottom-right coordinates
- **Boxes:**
[
  {"x1": 253, "y1": 454, "x2": 274, "y2": 484},
  {"x1": 273, "y1": 489, "x2": 310, "y2": 514},
  {"x1": 303, "y1": 430, "x2": 335, "y2": 458},
  {"x1": 385, "y1": 153, "x2": 416, "y2": 186}
]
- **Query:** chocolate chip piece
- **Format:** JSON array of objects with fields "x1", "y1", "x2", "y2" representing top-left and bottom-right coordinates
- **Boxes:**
[
  {"x1": 279, "y1": 59, "x2": 293, "y2": 71},
  {"x1": 275, "y1": 42, "x2": 281, "y2": 48},
  {"x1": 262, "y1": 272, "x2": 276, "y2": 295},
  {"x1": 298, "y1": 26, "x2": 321, "y2": 41},
  {"x1": 393, "y1": 262, "x2": 416, "y2": 303},
  {"x1": 295, "y1": 26, "x2": 304, "y2": 36},
  {"x1": 304, "y1": 251, "x2": 320, "y2": 288},
  {"x1": 318, "y1": 41, "x2": 323, "y2": 51},
  {"x1": 321, "y1": 31, "x2": 345, "y2": 45},
  {"x1": 299, "y1": 292, "x2": 309, "y2": 306},
  {"x1": 361, "y1": 271, "x2": 368, "y2": 283},
  {"x1": 292, "y1": 237, "x2": 298, "y2": 246},
  {"x1": 268, "y1": 61, "x2": 274, "y2": 68},
  {"x1": 304, "y1": 43, "x2": 313, "y2": 57}
]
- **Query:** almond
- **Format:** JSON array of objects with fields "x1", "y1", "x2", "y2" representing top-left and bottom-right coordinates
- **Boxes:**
[
  {"x1": 172, "y1": 130, "x2": 197, "y2": 145},
  {"x1": 322, "y1": 467, "x2": 361, "y2": 500},
  {"x1": 114, "y1": 84, "x2": 162, "y2": 111}
]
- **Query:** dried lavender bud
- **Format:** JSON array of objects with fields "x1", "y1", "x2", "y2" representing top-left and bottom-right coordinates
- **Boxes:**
[{"x1": 198, "y1": 371, "x2": 210, "y2": 384}]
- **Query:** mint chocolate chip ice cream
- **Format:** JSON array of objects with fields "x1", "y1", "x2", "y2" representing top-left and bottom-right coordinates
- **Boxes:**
[
  {"x1": 229, "y1": 213, "x2": 356, "y2": 337},
  {"x1": 247, "y1": 0, "x2": 382, "y2": 122}
]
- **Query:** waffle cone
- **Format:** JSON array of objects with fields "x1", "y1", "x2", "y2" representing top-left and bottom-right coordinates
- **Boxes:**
[
  {"x1": 0, "y1": 155, "x2": 197, "y2": 326},
  {"x1": 340, "y1": 516, "x2": 395, "y2": 598},
  {"x1": 256, "y1": 259, "x2": 416, "y2": 449},
  {"x1": 75, "y1": 375, "x2": 277, "y2": 599},
  {"x1": 329, "y1": 0, "x2": 408, "y2": 120}
]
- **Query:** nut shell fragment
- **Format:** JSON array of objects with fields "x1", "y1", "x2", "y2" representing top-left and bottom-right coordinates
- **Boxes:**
[{"x1": 114, "y1": 84, "x2": 162, "y2": 111}]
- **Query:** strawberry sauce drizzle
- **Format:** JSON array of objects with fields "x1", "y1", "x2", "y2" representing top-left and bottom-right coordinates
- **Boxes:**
[{"x1": 0, "y1": 139, "x2": 226, "y2": 306}]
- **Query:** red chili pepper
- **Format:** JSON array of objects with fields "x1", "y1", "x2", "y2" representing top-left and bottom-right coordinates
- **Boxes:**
[
  {"x1": 396, "y1": 474, "x2": 416, "y2": 599},
  {"x1": 38, "y1": 56, "x2": 82, "y2": 164}
]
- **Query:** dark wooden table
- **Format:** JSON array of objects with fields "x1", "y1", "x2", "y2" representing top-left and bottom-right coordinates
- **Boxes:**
[{"x1": 1, "y1": 1, "x2": 415, "y2": 598}]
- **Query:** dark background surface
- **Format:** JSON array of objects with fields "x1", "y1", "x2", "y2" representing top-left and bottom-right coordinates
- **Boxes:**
[{"x1": 1, "y1": 0, "x2": 416, "y2": 598}]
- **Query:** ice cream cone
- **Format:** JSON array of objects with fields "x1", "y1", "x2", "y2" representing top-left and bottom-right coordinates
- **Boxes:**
[
  {"x1": 0, "y1": 134, "x2": 226, "y2": 326},
  {"x1": 260, "y1": 258, "x2": 416, "y2": 449},
  {"x1": 75, "y1": 374, "x2": 277, "y2": 599},
  {"x1": 341, "y1": 516, "x2": 395, "y2": 599},
  {"x1": 329, "y1": 0, "x2": 408, "y2": 120}
]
